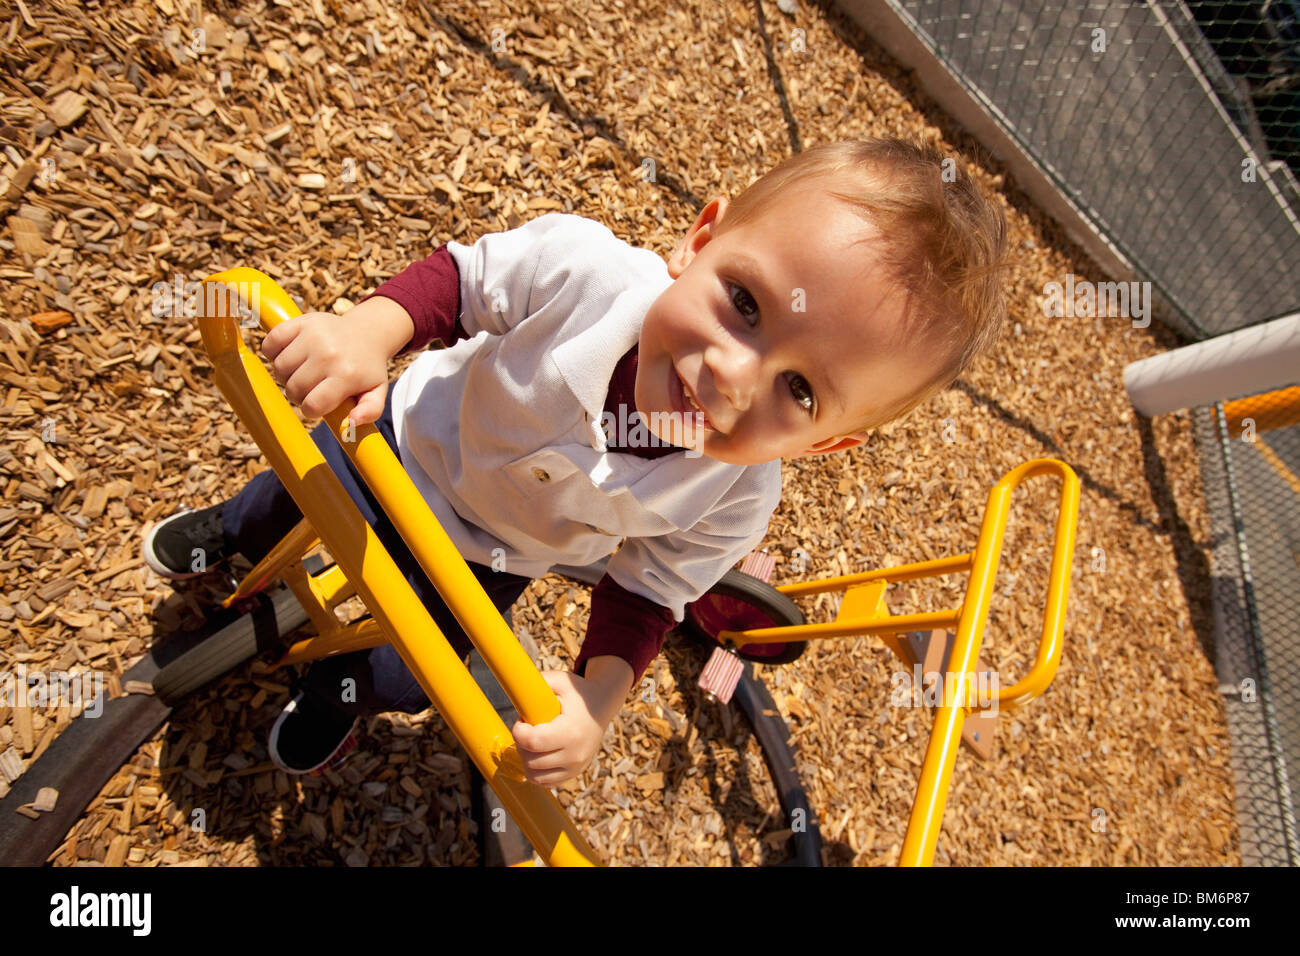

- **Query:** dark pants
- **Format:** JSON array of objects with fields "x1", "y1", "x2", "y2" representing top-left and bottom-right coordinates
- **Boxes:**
[{"x1": 220, "y1": 386, "x2": 534, "y2": 717}]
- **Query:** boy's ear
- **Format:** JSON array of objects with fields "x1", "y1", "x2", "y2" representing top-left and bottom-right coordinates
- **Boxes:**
[
  {"x1": 791, "y1": 432, "x2": 870, "y2": 458},
  {"x1": 667, "y1": 197, "x2": 729, "y2": 278}
]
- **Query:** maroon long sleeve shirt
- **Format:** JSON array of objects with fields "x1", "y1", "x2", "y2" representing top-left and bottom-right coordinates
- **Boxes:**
[{"x1": 359, "y1": 246, "x2": 681, "y2": 686}]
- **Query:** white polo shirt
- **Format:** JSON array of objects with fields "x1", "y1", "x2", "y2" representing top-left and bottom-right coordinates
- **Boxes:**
[{"x1": 389, "y1": 213, "x2": 783, "y2": 621}]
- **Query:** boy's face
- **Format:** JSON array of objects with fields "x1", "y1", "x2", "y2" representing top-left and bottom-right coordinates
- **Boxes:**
[{"x1": 634, "y1": 184, "x2": 946, "y2": 466}]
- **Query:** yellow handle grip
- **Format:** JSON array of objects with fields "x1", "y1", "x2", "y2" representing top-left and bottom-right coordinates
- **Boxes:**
[{"x1": 972, "y1": 458, "x2": 1081, "y2": 712}]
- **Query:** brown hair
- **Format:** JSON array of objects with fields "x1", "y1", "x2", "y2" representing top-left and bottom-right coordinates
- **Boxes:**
[{"x1": 716, "y1": 138, "x2": 1008, "y2": 432}]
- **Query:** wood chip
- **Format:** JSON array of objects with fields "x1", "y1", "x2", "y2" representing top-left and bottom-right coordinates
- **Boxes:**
[
  {"x1": 29, "y1": 311, "x2": 75, "y2": 334},
  {"x1": 0, "y1": 748, "x2": 25, "y2": 784},
  {"x1": 46, "y1": 90, "x2": 88, "y2": 128},
  {"x1": 8, "y1": 216, "x2": 48, "y2": 255}
]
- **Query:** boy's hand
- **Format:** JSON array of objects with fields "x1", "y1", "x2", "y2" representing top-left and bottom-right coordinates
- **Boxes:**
[
  {"x1": 512, "y1": 669, "x2": 623, "y2": 788},
  {"x1": 261, "y1": 297, "x2": 413, "y2": 426}
]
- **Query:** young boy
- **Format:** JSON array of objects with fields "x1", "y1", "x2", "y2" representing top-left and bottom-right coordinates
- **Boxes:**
[{"x1": 142, "y1": 138, "x2": 1006, "y2": 786}]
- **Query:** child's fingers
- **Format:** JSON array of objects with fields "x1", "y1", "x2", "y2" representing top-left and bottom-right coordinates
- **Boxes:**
[
  {"x1": 524, "y1": 767, "x2": 576, "y2": 788},
  {"x1": 260, "y1": 315, "x2": 299, "y2": 359},
  {"x1": 350, "y1": 383, "x2": 388, "y2": 426},
  {"x1": 520, "y1": 749, "x2": 572, "y2": 775},
  {"x1": 511, "y1": 719, "x2": 566, "y2": 754}
]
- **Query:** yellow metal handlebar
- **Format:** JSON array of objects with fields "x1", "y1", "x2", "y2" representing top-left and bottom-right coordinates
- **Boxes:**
[
  {"x1": 975, "y1": 458, "x2": 1080, "y2": 711},
  {"x1": 197, "y1": 268, "x2": 598, "y2": 866},
  {"x1": 713, "y1": 456, "x2": 1079, "y2": 865},
  {"x1": 900, "y1": 457, "x2": 1078, "y2": 865},
  {"x1": 722, "y1": 458, "x2": 1079, "y2": 713}
]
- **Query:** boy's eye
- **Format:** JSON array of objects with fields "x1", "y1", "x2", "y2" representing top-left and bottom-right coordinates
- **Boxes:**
[
  {"x1": 788, "y1": 374, "x2": 815, "y2": 416},
  {"x1": 730, "y1": 284, "x2": 759, "y2": 322},
  {"x1": 728, "y1": 282, "x2": 816, "y2": 417}
]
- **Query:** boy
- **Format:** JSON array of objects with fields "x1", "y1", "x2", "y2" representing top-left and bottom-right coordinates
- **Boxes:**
[{"x1": 142, "y1": 138, "x2": 1007, "y2": 785}]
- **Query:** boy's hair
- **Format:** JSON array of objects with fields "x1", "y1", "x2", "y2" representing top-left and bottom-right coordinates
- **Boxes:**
[{"x1": 716, "y1": 138, "x2": 1008, "y2": 432}]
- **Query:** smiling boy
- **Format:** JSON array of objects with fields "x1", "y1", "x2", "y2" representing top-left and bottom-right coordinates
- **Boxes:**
[{"x1": 143, "y1": 138, "x2": 1006, "y2": 786}]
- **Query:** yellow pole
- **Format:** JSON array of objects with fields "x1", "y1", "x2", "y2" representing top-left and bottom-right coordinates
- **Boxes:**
[
  {"x1": 198, "y1": 269, "x2": 598, "y2": 865},
  {"x1": 898, "y1": 458, "x2": 1079, "y2": 864},
  {"x1": 1220, "y1": 385, "x2": 1300, "y2": 437},
  {"x1": 898, "y1": 479, "x2": 1011, "y2": 865}
]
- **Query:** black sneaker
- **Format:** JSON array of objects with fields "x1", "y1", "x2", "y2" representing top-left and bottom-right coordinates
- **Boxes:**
[
  {"x1": 268, "y1": 690, "x2": 360, "y2": 776},
  {"x1": 142, "y1": 502, "x2": 230, "y2": 580}
]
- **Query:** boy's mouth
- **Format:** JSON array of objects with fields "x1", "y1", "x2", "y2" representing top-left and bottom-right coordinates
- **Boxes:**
[{"x1": 672, "y1": 366, "x2": 715, "y2": 431}]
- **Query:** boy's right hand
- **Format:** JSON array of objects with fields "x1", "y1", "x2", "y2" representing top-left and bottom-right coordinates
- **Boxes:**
[{"x1": 261, "y1": 309, "x2": 393, "y2": 426}]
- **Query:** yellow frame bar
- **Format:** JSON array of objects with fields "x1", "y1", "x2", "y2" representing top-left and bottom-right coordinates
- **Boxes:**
[
  {"x1": 899, "y1": 458, "x2": 1078, "y2": 864},
  {"x1": 717, "y1": 458, "x2": 1080, "y2": 864},
  {"x1": 198, "y1": 268, "x2": 598, "y2": 866}
]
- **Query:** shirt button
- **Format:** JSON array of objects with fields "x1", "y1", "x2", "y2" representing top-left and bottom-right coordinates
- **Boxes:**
[{"x1": 532, "y1": 467, "x2": 551, "y2": 483}]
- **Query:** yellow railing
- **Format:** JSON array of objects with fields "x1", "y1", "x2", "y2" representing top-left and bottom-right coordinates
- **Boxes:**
[
  {"x1": 714, "y1": 458, "x2": 1080, "y2": 865},
  {"x1": 196, "y1": 267, "x2": 1079, "y2": 868},
  {"x1": 198, "y1": 267, "x2": 599, "y2": 866}
]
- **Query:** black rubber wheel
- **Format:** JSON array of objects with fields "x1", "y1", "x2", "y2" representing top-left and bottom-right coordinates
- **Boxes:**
[
  {"x1": 681, "y1": 568, "x2": 807, "y2": 665},
  {"x1": 0, "y1": 582, "x2": 311, "y2": 866}
]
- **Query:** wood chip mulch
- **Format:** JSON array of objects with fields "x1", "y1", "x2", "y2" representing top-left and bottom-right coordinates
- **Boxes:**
[{"x1": 0, "y1": 0, "x2": 1235, "y2": 866}]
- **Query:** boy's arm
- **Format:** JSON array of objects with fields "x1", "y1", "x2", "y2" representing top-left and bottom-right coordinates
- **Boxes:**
[
  {"x1": 577, "y1": 655, "x2": 636, "y2": 726},
  {"x1": 356, "y1": 214, "x2": 606, "y2": 354},
  {"x1": 575, "y1": 573, "x2": 677, "y2": 690},
  {"x1": 511, "y1": 579, "x2": 670, "y2": 787},
  {"x1": 357, "y1": 245, "x2": 468, "y2": 356}
]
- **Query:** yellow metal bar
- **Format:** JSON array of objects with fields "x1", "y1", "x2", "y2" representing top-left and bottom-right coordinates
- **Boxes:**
[
  {"x1": 197, "y1": 268, "x2": 598, "y2": 867},
  {"x1": 204, "y1": 269, "x2": 558, "y2": 725},
  {"x1": 988, "y1": 459, "x2": 1080, "y2": 711},
  {"x1": 899, "y1": 458, "x2": 1078, "y2": 865},
  {"x1": 275, "y1": 617, "x2": 390, "y2": 667},
  {"x1": 1220, "y1": 385, "x2": 1300, "y2": 436},
  {"x1": 717, "y1": 610, "x2": 961, "y2": 645},
  {"x1": 224, "y1": 517, "x2": 320, "y2": 606},
  {"x1": 773, "y1": 552, "x2": 973, "y2": 597}
]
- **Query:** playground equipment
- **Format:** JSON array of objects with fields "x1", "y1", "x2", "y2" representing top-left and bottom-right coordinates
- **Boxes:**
[{"x1": 0, "y1": 268, "x2": 1080, "y2": 867}]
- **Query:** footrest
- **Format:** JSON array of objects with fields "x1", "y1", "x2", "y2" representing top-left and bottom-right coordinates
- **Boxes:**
[
  {"x1": 738, "y1": 549, "x2": 776, "y2": 583},
  {"x1": 698, "y1": 646, "x2": 745, "y2": 704},
  {"x1": 900, "y1": 629, "x2": 999, "y2": 761}
]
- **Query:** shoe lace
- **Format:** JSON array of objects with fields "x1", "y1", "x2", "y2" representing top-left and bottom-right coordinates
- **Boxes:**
[{"x1": 195, "y1": 504, "x2": 226, "y2": 544}]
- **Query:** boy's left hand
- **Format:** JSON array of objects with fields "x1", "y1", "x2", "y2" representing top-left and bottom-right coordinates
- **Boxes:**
[{"x1": 512, "y1": 670, "x2": 618, "y2": 787}]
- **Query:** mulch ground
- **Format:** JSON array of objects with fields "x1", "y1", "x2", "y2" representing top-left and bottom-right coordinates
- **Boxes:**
[{"x1": 1, "y1": 0, "x2": 1235, "y2": 865}]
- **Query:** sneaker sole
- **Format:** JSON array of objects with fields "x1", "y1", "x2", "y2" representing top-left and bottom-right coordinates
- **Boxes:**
[
  {"x1": 141, "y1": 506, "x2": 225, "y2": 581},
  {"x1": 268, "y1": 695, "x2": 361, "y2": 776}
]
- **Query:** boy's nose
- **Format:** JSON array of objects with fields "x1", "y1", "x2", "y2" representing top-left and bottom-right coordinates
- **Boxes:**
[{"x1": 706, "y1": 343, "x2": 758, "y2": 414}]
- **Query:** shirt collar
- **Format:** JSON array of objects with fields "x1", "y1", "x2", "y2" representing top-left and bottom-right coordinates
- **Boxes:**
[{"x1": 550, "y1": 281, "x2": 688, "y2": 458}]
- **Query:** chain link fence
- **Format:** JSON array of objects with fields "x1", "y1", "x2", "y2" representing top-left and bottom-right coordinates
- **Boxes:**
[
  {"x1": 883, "y1": 0, "x2": 1300, "y2": 340},
  {"x1": 861, "y1": 0, "x2": 1300, "y2": 864},
  {"x1": 1198, "y1": 388, "x2": 1300, "y2": 865}
]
